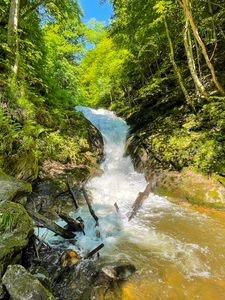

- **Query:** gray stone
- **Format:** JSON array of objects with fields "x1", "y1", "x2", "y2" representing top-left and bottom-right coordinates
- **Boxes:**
[
  {"x1": 101, "y1": 264, "x2": 136, "y2": 280},
  {"x1": 0, "y1": 170, "x2": 32, "y2": 203},
  {"x1": 31, "y1": 266, "x2": 52, "y2": 290},
  {"x1": 0, "y1": 202, "x2": 33, "y2": 277},
  {"x1": 2, "y1": 265, "x2": 55, "y2": 300}
]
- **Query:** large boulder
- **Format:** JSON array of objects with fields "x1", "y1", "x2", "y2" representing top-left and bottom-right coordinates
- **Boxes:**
[
  {"x1": 0, "y1": 202, "x2": 33, "y2": 277},
  {"x1": 156, "y1": 169, "x2": 225, "y2": 208},
  {"x1": 2, "y1": 265, "x2": 55, "y2": 300},
  {"x1": 0, "y1": 170, "x2": 32, "y2": 204},
  {"x1": 54, "y1": 260, "x2": 136, "y2": 300}
]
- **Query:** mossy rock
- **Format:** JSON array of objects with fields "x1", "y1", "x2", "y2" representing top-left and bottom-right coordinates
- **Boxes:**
[
  {"x1": 0, "y1": 282, "x2": 6, "y2": 299},
  {"x1": 0, "y1": 170, "x2": 32, "y2": 203},
  {"x1": 156, "y1": 168, "x2": 225, "y2": 208},
  {"x1": 0, "y1": 202, "x2": 33, "y2": 277},
  {"x1": 2, "y1": 265, "x2": 55, "y2": 300},
  {"x1": 5, "y1": 151, "x2": 39, "y2": 182}
]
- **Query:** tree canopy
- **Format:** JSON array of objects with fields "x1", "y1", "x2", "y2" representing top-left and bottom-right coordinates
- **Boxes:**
[{"x1": 1, "y1": 0, "x2": 225, "y2": 176}]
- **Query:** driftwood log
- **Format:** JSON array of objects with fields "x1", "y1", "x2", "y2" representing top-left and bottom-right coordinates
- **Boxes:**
[
  {"x1": 85, "y1": 243, "x2": 104, "y2": 259},
  {"x1": 128, "y1": 183, "x2": 152, "y2": 221},
  {"x1": 81, "y1": 188, "x2": 99, "y2": 227},
  {"x1": 67, "y1": 180, "x2": 79, "y2": 209},
  {"x1": 58, "y1": 212, "x2": 85, "y2": 235},
  {"x1": 114, "y1": 202, "x2": 119, "y2": 213},
  {"x1": 28, "y1": 210, "x2": 75, "y2": 239}
]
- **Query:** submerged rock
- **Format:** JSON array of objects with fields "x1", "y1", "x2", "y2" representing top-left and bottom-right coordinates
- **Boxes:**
[
  {"x1": 2, "y1": 264, "x2": 55, "y2": 300},
  {"x1": 101, "y1": 264, "x2": 136, "y2": 281},
  {"x1": 0, "y1": 202, "x2": 33, "y2": 277},
  {"x1": 0, "y1": 170, "x2": 32, "y2": 203}
]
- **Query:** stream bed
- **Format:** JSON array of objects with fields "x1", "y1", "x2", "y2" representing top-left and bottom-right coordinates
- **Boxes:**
[{"x1": 38, "y1": 107, "x2": 225, "y2": 299}]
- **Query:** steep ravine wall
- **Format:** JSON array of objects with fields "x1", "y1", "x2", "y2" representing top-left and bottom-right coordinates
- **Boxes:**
[{"x1": 125, "y1": 127, "x2": 225, "y2": 210}]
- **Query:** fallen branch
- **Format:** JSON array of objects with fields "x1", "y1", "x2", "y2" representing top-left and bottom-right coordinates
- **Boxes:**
[
  {"x1": 67, "y1": 180, "x2": 79, "y2": 209},
  {"x1": 28, "y1": 210, "x2": 75, "y2": 239},
  {"x1": 36, "y1": 231, "x2": 50, "y2": 252},
  {"x1": 55, "y1": 189, "x2": 69, "y2": 198},
  {"x1": 58, "y1": 212, "x2": 85, "y2": 235},
  {"x1": 114, "y1": 202, "x2": 119, "y2": 213},
  {"x1": 81, "y1": 188, "x2": 99, "y2": 227},
  {"x1": 85, "y1": 243, "x2": 104, "y2": 259},
  {"x1": 128, "y1": 183, "x2": 152, "y2": 221}
]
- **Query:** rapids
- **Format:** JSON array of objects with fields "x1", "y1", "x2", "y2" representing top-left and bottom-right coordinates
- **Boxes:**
[{"x1": 38, "y1": 107, "x2": 225, "y2": 299}]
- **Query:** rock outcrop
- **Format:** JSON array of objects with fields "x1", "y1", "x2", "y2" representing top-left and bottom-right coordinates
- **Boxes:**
[
  {"x1": 126, "y1": 136, "x2": 225, "y2": 209},
  {"x1": 0, "y1": 171, "x2": 31, "y2": 204},
  {"x1": 0, "y1": 202, "x2": 33, "y2": 277},
  {"x1": 2, "y1": 265, "x2": 55, "y2": 300}
]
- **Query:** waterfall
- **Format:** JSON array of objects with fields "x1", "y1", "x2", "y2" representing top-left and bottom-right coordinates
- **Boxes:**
[{"x1": 36, "y1": 107, "x2": 225, "y2": 299}]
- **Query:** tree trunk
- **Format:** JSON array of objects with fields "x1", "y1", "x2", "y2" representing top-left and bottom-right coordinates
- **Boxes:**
[
  {"x1": 207, "y1": 0, "x2": 216, "y2": 43},
  {"x1": 193, "y1": 37, "x2": 202, "y2": 78},
  {"x1": 164, "y1": 15, "x2": 193, "y2": 108},
  {"x1": 128, "y1": 183, "x2": 152, "y2": 221},
  {"x1": 180, "y1": 0, "x2": 225, "y2": 95},
  {"x1": 7, "y1": 0, "x2": 20, "y2": 76},
  {"x1": 183, "y1": 21, "x2": 208, "y2": 98}
]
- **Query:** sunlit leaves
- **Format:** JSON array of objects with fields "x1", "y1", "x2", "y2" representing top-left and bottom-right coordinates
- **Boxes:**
[
  {"x1": 79, "y1": 30, "x2": 129, "y2": 106},
  {"x1": 153, "y1": 0, "x2": 172, "y2": 14}
]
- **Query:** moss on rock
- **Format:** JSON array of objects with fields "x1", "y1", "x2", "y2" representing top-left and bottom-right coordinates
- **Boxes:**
[
  {"x1": 156, "y1": 169, "x2": 225, "y2": 209},
  {"x1": 0, "y1": 202, "x2": 33, "y2": 277},
  {"x1": 2, "y1": 264, "x2": 55, "y2": 300},
  {"x1": 0, "y1": 170, "x2": 32, "y2": 203}
]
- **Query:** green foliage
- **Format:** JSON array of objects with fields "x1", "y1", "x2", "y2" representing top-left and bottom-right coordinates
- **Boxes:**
[
  {"x1": 0, "y1": 0, "x2": 102, "y2": 180},
  {"x1": 93, "y1": 0, "x2": 225, "y2": 176},
  {"x1": 1, "y1": 0, "x2": 225, "y2": 180},
  {"x1": 79, "y1": 30, "x2": 129, "y2": 106}
]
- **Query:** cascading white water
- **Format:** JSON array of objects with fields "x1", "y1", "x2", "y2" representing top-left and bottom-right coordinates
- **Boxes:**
[
  {"x1": 37, "y1": 107, "x2": 225, "y2": 299},
  {"x1": 73, "y1": 107, "x2": 210, "y2": 277}
]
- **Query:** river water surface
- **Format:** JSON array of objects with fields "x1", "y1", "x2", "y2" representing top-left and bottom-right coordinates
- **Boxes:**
[{"x1": 43, "y1": 107, "x2": 225, "y2": 299}]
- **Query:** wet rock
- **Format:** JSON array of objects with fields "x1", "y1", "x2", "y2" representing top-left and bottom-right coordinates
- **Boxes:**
[
  {"x1": 101, "y1": 264, "x2": 136, "y2": 281},
  {"x1": 0, "y1": 170, "x2": 32, "y2": 204},
  {"x1": 54, "y1": 260, "x2": 136, "y2": 300},
  {"x1": 156, "y1": 169, "x2": 225, "y2": 208},
  {"x1": 125, "y1": 134, "x2": 163, "y2": 181},
  {"x1": 54, "y1": 260, "x2": 99, "y2": 300},
  {"x1": 2, "y1": 264, "x2": 55, "y2": 300},
  {"x1": 31, "y1": 266, "x2": 52, "y2": 290},
  {"x1": 126, "y1": 134, "x2": 225, "y2": 208},
  {"x1": 23, "y1": 244, "x2": 62, "y2": 282},
  {"x1": 25, "y1": 110, "x2": 104, "y2": 217},
  {"x1": 26, "y1": 179, "x2": 86, "y2": 219},
  {"x1": 0, "y1": 202, "x2": 33, "y2": 277}
]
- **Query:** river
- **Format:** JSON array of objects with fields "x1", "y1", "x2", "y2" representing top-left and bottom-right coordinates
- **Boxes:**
[{"x1": 40, "y1": 107, "x2": 225, "y2": 299}]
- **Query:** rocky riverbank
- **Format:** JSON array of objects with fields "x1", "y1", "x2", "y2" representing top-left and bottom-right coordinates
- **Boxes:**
[
  {"x1": 0, "y1": 109, "x2": 104, "y2": 299},
  {"x1": 126, "y1": 132, "x2": 225, "y2": 209}
]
